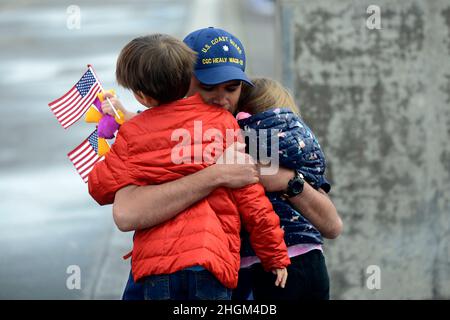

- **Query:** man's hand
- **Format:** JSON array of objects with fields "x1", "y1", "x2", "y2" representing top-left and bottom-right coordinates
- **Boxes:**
[
  {"x1": 213, "y1": 163, "x2": 260, "y2": 188},
  {"x1": 272, "y1": 268, "x2": 288, "y2": 288},
  {"x1": 258, "y1": 164, "x2": 295, "y2": 192},
  {"x1": 214, "y1": 142, "x2": 259, "y2": 188}
]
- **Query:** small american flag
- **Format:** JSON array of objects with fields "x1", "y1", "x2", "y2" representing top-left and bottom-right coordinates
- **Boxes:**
[
  {"x1": 49, "y1": 68, "x2": 102, "y2": 129},
  {"x1": 68, "y1": 130, "x2": 104, "y2": 183}
]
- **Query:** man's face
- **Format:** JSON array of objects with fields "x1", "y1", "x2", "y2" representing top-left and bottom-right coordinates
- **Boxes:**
[{"x1": 187, "y1": 76, "x2": 242, "y2": 115}]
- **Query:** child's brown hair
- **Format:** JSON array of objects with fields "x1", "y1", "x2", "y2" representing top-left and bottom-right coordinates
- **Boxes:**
[
  {"x1": 238, "y1": 77, "x2": 300, "y2": 115},
  {"x1": 116, "y1": 34, "x2": 197, "y2": 104}
]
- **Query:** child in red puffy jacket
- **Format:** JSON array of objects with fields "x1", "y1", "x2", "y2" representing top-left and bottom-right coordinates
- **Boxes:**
[{"x1": 88, "y1": 33, "x2": 290, "y2": 300}]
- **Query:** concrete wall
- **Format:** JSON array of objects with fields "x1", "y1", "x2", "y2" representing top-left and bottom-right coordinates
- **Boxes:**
[{"x1": 276, "y1": 0, "x2": 450, "y2": 299}]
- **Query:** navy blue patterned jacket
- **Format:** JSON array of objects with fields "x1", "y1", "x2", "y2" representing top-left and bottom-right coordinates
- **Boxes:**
[{"x1": 237, "y1": 108, "x2": 331, "y2": 256}]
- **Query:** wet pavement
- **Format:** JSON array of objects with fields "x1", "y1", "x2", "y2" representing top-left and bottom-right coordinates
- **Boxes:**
[{"x1": 0, "y1": 0, "x2": 275, "y2": 299}]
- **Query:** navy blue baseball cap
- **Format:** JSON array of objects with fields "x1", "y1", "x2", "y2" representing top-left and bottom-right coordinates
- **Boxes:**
[{"x1": 183, "y1": 27, "x2": 253, "y2": 86}]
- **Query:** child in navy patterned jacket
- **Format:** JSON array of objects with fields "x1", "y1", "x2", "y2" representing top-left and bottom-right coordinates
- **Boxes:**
[{"x1": 233, "y1": 77, "x2": 332, "y2": 300}]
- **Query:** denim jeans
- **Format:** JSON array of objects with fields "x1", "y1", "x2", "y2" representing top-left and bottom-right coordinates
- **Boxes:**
[
  {"x1": 122, "y1": 269, "x2": 145, "y2": 300},
  {"x1": 142, "y1": 269, "x2": 231, "y2": 300}
]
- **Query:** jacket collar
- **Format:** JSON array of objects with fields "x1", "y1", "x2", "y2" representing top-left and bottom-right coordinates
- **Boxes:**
[{"x1": 170, "y1": 93, "x2": 204, "y2": 106}]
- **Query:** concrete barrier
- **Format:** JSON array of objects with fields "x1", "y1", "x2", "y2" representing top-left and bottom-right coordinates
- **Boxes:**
[{"x1": 276, "y1": 0, "x2": 450, "y2": 299}]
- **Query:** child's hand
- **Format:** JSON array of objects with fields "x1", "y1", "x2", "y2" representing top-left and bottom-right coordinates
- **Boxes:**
[
  {"x1": 101, "y1": 92, "x2": 125, "y2": 115},
  {"x1": 101, "y1": 92, "x2": 136, "y2": 122},
  {"x1": 272, "y1": 268, "x2": 288, "y2": 288}
]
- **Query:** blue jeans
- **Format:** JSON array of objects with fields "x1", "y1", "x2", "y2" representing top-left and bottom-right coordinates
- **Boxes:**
[
  {"x1": 122, "y1": 267, "x2": 231, "y2": 300},
  {"x1": 143, "y1": 269, "x2": 231, "y2": 300},
  {"x1": 122, "y1": 269, "x2": 145, "y2": 300}
]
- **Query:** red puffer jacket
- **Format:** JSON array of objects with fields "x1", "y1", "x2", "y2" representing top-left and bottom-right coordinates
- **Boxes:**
[{"x1": 88, "y1": 93, "x2": 290, "y2": 288}]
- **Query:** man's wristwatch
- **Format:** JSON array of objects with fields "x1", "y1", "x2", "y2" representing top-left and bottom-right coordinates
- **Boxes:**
[{"x1": 282, "y1": 171, "x2": 305, "y2": 199}]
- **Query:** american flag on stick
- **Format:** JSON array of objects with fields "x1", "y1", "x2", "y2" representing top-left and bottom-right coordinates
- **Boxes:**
[
  {"x1": 48, "y1": 68, "x2": 102, "y2": 129},
  {"x1": 67, "y1": 129, "x2": 105, "y2": 183}
]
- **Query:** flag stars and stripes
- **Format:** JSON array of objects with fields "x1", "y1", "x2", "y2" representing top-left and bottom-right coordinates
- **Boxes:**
[
  {"x1": 76, "y1": 71, "x2": 97, "y2": 96},
  {"x1": 67, "y1": 129, "x2": 104, "y2": 183},
  {"x1": 48, "y1": 68, "x2": 102, "y2": 129},
  {"x1": 88, "y1": 130, "x2": 99, "y2": 154}
]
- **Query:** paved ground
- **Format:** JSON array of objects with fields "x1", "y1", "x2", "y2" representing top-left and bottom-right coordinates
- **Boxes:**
[{"x1": 0, "y1": 0, "x2": 276, "y2": 299}]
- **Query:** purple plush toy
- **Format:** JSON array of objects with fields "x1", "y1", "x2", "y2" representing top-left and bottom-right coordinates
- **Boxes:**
[{"x1": 91, "y1": 94, "x2": 120, "y2": 139}]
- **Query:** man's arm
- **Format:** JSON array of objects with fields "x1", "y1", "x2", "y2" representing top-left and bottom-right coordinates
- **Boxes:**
[
  {"x1": 258, "y1": 167, "x2": 343, "y2": 239},
  {"x1": 113, "y1": 162, "x2": 259, "y2": 232},
  {"x1": 291, "y1": 183, "x2": 343, "y2": 239}
]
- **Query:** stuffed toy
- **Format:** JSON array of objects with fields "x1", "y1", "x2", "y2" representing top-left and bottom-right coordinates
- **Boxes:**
[{"x1": 85, "y1": 89, "x2": 124, "y2": 156}]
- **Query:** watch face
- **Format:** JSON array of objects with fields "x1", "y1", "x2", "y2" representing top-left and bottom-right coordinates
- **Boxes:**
[
  {"x1": 292, "y1": 180, "x2": 302, "y2": 192},
  {"x1": 286, "y1": 172, "x2": 304, "y2": 197}
]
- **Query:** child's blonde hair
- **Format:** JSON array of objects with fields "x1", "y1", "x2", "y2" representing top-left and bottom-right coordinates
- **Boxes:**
[{"x1": 238, "y1": 77, "x2": 300, "y2": 115}]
